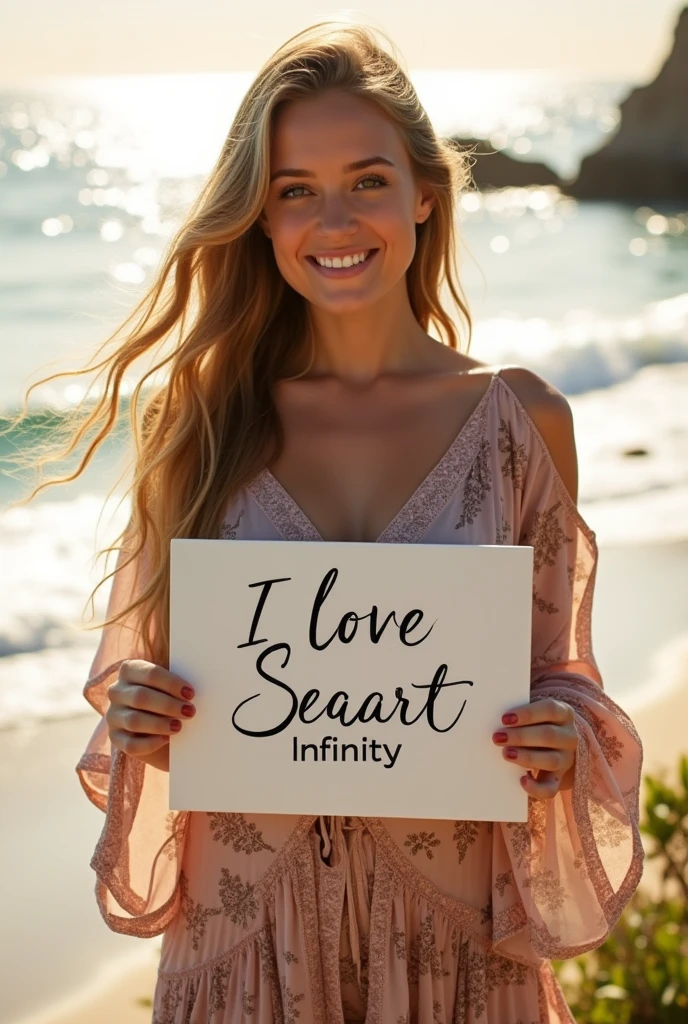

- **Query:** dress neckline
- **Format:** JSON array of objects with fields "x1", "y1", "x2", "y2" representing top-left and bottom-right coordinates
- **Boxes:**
[{"x1": 247, "y1": 368, "x2": 502, "y2": 545}]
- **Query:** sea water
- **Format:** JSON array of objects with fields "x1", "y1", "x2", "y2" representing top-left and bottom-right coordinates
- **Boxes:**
[{"x1": 1, "y1": 70, "x2": 687, "y2": 731}]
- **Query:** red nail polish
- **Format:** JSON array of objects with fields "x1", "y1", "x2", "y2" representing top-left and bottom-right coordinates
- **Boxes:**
[
  {"x1": 170, "y1": 720, "x2": 182, "y2": 732},
  {"x1": 181, "y1": 704, "x2": 195, "y2": 717},
  {"x1": 181, "y1": 686, "x2": 195, "y2": 700},
  {"x1": 505, "y1": 748, "x2": 518, "y2": 759},
  {"x1": 502, "y1": 713, "x2": 518, "y2": 725},
  {"x1": 493, "y1": 732, "x2": 508, "y2": 743}
]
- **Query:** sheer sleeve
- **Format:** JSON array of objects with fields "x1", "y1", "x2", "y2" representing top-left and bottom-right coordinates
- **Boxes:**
[
  {"x1": 490, "y1": 400, "x2": 644, "y2": 965},
  {"x1": 75, "y1": 528, "x2": 189, "y2": 937}
]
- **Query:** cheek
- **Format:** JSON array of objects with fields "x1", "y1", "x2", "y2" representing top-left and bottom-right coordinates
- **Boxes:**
[
  {"x1": 268, "y1": 215, "x2": 310, "y2": 263},
  {"x1": 371, "y1": 200, "x2": 418, "y2": 244},
  {"x1": 269, "y1": 238, "x2": 312, "y2": 292},
  {"x1": 377, "y1": 210, "x2": 419, "y2": 264}
]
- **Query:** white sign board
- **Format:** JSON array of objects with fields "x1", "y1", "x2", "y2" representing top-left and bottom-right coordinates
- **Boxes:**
[{"x1": 169, "y1": 540, "x2": 533, "y2": 821}]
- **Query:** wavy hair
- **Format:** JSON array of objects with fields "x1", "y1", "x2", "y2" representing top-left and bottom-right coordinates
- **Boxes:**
[{"x1": 5, "y1": 20, "x2": 476, "y2": 667}]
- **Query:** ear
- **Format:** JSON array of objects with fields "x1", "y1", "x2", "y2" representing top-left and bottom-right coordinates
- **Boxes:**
[
  {"x1": 416, "y1": 183, "x2": 436, "y2": 225},
  {"x1": 257, "y1": 210, "x2": 271, "y2": 239}
]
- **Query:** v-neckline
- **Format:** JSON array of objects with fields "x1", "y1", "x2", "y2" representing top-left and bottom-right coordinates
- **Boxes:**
[{"x1": 247, "y1": 368, "x2": 502, "y2": 544}]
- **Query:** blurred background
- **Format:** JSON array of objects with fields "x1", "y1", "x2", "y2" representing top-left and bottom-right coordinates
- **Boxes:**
[{"x1": 0, "y1": 2, "x2": 687, "y2": 1022}]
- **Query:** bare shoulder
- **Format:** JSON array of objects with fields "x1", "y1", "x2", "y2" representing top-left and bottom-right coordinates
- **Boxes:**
[{"x1": 496, "y1": 365, "x2": 578, "y2": 505}]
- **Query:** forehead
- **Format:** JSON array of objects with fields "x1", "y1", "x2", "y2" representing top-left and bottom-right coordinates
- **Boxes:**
[{"x1": 270, "y1": 91, "x2": 404, "y2": 164}]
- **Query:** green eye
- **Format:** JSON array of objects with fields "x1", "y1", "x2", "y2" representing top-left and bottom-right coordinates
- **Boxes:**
[{"x1": 278, "y1": 174, "x2": 389, "y2": 199}]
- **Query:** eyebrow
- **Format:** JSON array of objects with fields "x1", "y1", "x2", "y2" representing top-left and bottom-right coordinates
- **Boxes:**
[{"x1": 270, "y1": 155, "x2": 395, "y2": 184}]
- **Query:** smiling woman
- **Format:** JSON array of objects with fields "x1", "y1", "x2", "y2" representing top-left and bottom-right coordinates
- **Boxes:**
[{"x1": 5, "y1": 17, "x2": 644, "y2": 1024}]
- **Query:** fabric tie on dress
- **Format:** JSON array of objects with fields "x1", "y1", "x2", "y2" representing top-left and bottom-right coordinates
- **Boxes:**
[{"x1": 317, "y1": 815, "x2": 371, "y2": 988}]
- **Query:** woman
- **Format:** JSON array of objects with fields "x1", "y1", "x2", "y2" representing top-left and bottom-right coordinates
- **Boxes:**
[{"x1": 21, "y1": 21, "x2": 643, "y2": 1023}]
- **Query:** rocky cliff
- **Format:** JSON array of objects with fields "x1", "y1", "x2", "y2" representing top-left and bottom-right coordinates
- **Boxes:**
[
  {"x1": 571, "y1": 6, "x2": 688, "y2": 199},
  {"x1": 452, "y1": 7, "x2": 688, "y2": 200}
]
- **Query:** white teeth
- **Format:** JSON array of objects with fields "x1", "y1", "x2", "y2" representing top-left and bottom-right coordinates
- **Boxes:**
[{"x1": 315, "y1": 249, "x2": 371, "y2": 268}]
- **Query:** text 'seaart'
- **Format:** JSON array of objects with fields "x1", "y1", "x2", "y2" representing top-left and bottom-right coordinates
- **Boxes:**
[{"x1": 169, "y1": 539, "x2": 533, "y2": 820}]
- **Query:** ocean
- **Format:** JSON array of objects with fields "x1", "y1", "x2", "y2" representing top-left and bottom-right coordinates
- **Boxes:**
[{"x1": 1, "y1": 70, "x2": 687, "y2": 732}]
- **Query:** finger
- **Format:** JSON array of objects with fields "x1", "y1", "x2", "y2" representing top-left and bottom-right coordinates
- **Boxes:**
[
  {"x1": 502, "y1": 746, "x2": 572, "y2": 772},
  {"x1": 113, "y1": 706, "x2": 183, "y2": 737},
  {"x1": 110, "y1": 728, "x2": 171, "y2": 757},
  {"x1": 520, "y1": 769, "x2": 561, "y2": 800},
  {"x1": 112, "y1": 680, "x2": 195, "y2": 722},
  {"x1": 496, "y1": 722, "x2": 578, "y2": 750},
  {"x1": 502, "y1": 698, "x2": 573, "y2": 728},
  {"x1": 120, "y1": 659, "x2": 195, "y2": 701}
]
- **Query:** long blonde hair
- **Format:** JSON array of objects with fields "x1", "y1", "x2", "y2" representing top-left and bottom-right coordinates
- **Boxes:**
[{"x1": 5, "y1": 21, "x2": 476, "y2": 667}]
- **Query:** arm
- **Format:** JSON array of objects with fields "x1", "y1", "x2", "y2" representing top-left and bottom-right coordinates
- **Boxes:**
[
  {"x1": 488, "y1": 368, "x2": 644, "y2": 964},
  {"x1": 76, "y1": 528, "x2": 189, "y2": 936},
  {"x1": 494, "y1": 375, "x2": 583, "y2": 796}
]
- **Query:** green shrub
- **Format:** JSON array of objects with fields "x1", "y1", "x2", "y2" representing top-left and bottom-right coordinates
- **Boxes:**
[{"x1": 552, "y1": 755, "x2": 688, "y2": 1022}]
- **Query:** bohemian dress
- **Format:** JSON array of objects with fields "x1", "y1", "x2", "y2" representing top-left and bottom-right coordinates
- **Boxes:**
[{"x1": 76, "y1": 367, "x2": 645, "y2": 1023}]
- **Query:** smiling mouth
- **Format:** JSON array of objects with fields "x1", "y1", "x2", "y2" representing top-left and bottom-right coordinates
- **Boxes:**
[{"x1": 306, "y1": 248, "x2": 380, "y2": 272}]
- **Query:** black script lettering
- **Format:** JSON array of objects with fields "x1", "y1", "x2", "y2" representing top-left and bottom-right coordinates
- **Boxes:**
[
  {"x1": 308, "y1": 566, "x2": 436, "y2": 651},
  {"x1": 309, "y1": 567, "x2": 339, "y2": 650},
  {"x1": 411, "y1": 664, "x2": 474, "y2": 733},
  {"x1": 299, "y1": 688, "x2": 321, "y2": 721},
  {"x1": 237, "y1": 577, "x2": 291, "y2": 649},
  {"x1": 325, "y1": 691, "x2": 350, "y2": 722},
  {"x1": 358, "y1": 692, "x2": 395, "y2": 724},
  {"x1": 231, "y1": 643, "x2": 296, "y2": 737},
  {"x1": 339, "y1": 612, "x2": 358, "y2": 643},
  {"x1": 398, "y1": 608, "x2": 436, "y2": 646},
  {"x1": 235, "y1": 665, "x2": 473, "y2": 739}
]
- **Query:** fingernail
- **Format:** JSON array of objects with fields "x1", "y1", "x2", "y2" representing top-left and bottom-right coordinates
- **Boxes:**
[
  {"x1": 502, "y1": 713, "x2": 518, "y2": 725},
  {"x1": 170, "y1": 720, "x2": 182, "y2": 732},
  {"x1": 181, "y1": 704, "x2": 195, "y2": 717},
  {"x1": 181, "y1": 686, "x2": 195, "y2": 700},
  {"x1": 505, "y1": 748, "x2": 518, "y2": 759},
  {"x1": 493, "y1": 732, "x2": 508, "y2": 744}
]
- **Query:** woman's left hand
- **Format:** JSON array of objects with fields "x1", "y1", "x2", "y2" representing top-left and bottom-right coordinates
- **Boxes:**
[{"x1": 492, "y1": 697, "x2": 579, "y2": 800}]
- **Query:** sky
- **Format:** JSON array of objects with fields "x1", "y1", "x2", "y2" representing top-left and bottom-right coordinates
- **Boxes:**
[{"x1": 0, "y1": 0, "x2": 686, "y2": 84}]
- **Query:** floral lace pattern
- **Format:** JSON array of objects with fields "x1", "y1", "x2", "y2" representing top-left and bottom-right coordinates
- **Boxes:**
[
  {"x1": 179, "y1": 871, "x2": 221, "y2": 951},
  {"x1": 498, "y1": 418, "x2": 528, "y2": 491},
  {"x1": 208, "y1": 812, "x2": 277, "y2": 854},
  {"x1": 520, "y1": 500, "x2": 575, "y2": 575},
  {"x1": 405, "y1": 914, "x2": 451, "y2": 984},
  {"x1": 218, "y1": 871, "x2": 259, "y2": 929},
  {"x1": 76, "y1": 368, "x2": 644, "y2": 1022},
  {"x1": 455, "y1": 937, "x2": 530, "y2": 1021},
  {"x1": 453, "y1": 820, "x2": 481, "y2": 864},
  {"x1": 219, "y1": 509, "x2": 244, "y2": 539},
  {"x1": 404, "y1": 830, "x2": 442, "y2": 859},
  {"x1": 455, "y1": 438, "x2": 492, "y2": 530}
]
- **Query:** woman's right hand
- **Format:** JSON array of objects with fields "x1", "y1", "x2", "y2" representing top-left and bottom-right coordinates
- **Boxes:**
[{"x1": 105, "y1": 659, "x2": 196, "y2": 772}]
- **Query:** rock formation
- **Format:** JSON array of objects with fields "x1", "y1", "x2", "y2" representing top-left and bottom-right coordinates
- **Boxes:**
[
  {"x1": 451, "y1": 138, "x2": 561, "y2": 190},
  {"x1": 450, "y1": 7, "x2": 688, "y2": 200},
  {"x1": 571, "y1": 6, "x2": 688, "y2": 199}
]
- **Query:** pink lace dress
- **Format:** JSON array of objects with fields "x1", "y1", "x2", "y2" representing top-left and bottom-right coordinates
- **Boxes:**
[{"x1": 76, "y1": 368, "x2": 644, "y2": 1023}]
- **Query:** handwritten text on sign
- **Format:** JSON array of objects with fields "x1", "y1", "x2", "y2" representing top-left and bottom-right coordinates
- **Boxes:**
[{"x1": 169, "y1": 540, "x2": 533, "y2": 821}]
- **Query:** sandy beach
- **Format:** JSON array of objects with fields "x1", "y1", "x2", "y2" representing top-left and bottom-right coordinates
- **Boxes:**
[{"x1": 3, "y1": 538, "x2": 687, "y2": 1024}]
